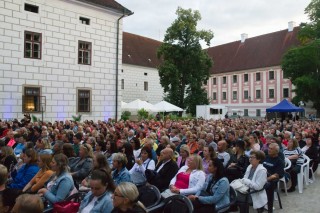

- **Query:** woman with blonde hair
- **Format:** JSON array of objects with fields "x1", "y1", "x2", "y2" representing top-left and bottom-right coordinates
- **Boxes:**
[
  {"x1": 177, "y1": 144, "x2": 190, "y2": 168},
  {"x1": 23, "y1": 154, "x2": 54, "y2": 193},
  {"x1": 36, "y1": 138, "x2": 52, "y2": 155},
  {"x1": 69, "y1": 144, "x2": 94, "y2": 187},
  {"x1": 162, "y1": 154, "x2": 205, "y2": 198},
  {"x1": 111, "y1": 182, "x2": 146, "y2": 213}
]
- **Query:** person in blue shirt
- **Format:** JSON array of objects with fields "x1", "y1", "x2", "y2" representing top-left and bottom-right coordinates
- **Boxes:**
[
  {"x1": 8, "y1": 148, "x2": 39, "y2": 190},
  {"x1": 112, "y1": 153, "x2": 132, "y2": 185},
  {"x1": 79, "y1": 169, "x2": 115, "y2": 213},
  {"x1": 188, "y1": 157, "x2": 230, "y2": 213}
]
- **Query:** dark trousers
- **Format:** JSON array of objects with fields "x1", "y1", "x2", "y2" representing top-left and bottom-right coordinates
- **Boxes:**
[
  {"x1": 289, "y1": 165, "x2": 301, "y2": 188},
  {"x1": 192, "y1": 199, "x2": 216, "y2": 213},
  {"x1": 265, "y1": 181, "x2": 277, "y2": 213}
]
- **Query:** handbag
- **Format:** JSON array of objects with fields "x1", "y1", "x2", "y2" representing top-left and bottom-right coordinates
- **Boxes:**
[
  {"x1": 230, "y1": 178, "x2": 249, "y2": 194},
  {"x1": 53, "y1": 201, "x2": 80, "y2": 213}
]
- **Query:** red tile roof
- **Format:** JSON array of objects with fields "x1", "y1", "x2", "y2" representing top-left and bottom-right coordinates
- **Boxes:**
[
  {"x1": 123, "y1": 32, "x2": 162, "y2": 68},
  {"x1": 207, "y1": 27, "x2": 300, "y2": 74},
  {"x1": 77, "y1": 0, "x2": 132, "y2": 15}
]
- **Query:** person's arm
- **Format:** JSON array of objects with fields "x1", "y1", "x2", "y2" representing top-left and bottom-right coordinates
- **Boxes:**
[
  {"x1": 72, "y1": 158, "x2": 93, "y2": 179},
  {"x1": 31, "y1": 170, "x2": 54, "y2": 192},
  {"x1": 243, "y1": 168, "x2": 267, "y2": 190},
  {"x1": 223, "y1": 153, "x2": 230, "y2": 167},
  {"x1": 140, "y1": 159, "x2": 155, "y2": 174},
  {"x1": 9, "y1": 165, "x2": 39, "y2": 189},
  {"x1": 44, "y1": 178, "x2": 73, "y2": 203},
  {"x1": 198, "y1": 178, "x2": 229, "y2": 204}
]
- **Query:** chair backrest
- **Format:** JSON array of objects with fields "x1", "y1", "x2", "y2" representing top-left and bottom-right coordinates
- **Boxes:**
[
  {"x1": 229, "y1": 186, "x2": 237, "y2": 205},
  {"x1": 163, "y1": 195, "x2": 193, "y2": 213},
  {"x1": 302, "y1": 154, "x2": 310, "y2": 165},
  {"x1": 284, "y1": 158, "x2": 291, "y2": 171},
  {"x1": 138, "y1": 185, "x2": 161, "y2": 208}
]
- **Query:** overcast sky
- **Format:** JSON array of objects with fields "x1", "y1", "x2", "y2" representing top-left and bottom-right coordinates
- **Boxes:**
[{"x1": 117, "y1": 0, "x2": 311, "y2": 47}]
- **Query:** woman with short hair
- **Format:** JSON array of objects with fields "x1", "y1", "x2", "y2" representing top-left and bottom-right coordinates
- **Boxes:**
[
  {"x1": 36, "y1": 138, "x2": 52, "y2": 155},
  {"x1": 112, "y1": 153, "x2": 132, "y2": 185},
  {"x1": 111, "y1": 182, "x2": 146, "y2": 213},
  {"x1": 79, "y1": 169, "x2": 116, "y2": 213}
]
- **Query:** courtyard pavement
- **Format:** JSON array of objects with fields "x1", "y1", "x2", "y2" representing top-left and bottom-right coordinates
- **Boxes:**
[{"x1": 246, "y1": 172, "x2": 320, "y2": 213}]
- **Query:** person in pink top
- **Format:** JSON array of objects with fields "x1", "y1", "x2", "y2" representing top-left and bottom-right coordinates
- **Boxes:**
[{"x1": 164, "y1": 155, "x2": 206, "y2": 197}]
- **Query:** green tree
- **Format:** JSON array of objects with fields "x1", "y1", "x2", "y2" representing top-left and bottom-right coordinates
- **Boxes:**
[
  {"x1": 157, "y1": 7, "x2": 213, "y2": 116},
  {"x1": 282, "y1": 0, "x2": 320, "y2": 113}
]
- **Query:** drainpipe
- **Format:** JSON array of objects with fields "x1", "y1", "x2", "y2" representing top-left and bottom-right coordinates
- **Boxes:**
[{"x1": 115, "y1": 9, "x2": 133, "y2": 121}]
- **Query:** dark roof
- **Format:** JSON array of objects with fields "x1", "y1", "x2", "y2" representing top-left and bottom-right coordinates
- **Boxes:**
[
  {"x1": 77, "y1": 0, "x2": 132, "y2": 15},
  {"x1": 207, "y1": 27, "x2": 300, "y2": 74},
  {"x1": 123, "y1": 32, "x2": 162, "y2": 68}
]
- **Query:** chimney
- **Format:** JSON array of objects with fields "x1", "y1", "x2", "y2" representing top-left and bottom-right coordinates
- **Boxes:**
[
  {"x1": 241, "y1": 33, "x2": 248, "y2": 43},
  {"x1": 288, "y1": 21, "x2": 296, "y2": 32}
]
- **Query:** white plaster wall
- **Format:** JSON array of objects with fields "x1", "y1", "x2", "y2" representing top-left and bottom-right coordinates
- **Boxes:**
[
  {"x1": 121, "y1": 64, "x2": 164, "y2": 104},
  {"x1": 0, "y1": 0, "x2": 124, "y2": 121}
]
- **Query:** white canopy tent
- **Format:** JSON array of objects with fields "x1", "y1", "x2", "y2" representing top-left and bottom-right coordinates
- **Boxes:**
[
  {"x1": 154, "y1": 101, "x2": 184, "y2": 112},
  {"x1": 121, "y1": 101, "x2": 127, "y2": 108},
  {"x1": 122, "y1": 99, "x2": 160, "y2": 112}
]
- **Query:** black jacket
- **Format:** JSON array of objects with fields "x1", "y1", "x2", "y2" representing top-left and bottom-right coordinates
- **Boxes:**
[{"x1": 150, "y1": 159, "x2": 178, "y2": 192}]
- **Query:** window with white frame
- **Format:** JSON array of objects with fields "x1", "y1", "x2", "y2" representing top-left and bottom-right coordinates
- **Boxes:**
[
  {"x1": 269, "y1": 71, "x2": 275, "y2": 80},
  {"x1": 222, "y1": 92, "x2": 227, "y2": 100},
  {"x1": 212, "y1": 78, "x2": 217, "y2": 85},
  {"x1": 213, "y1": 92, "x2": 217, "y2": 100},
  {"x1": 25, "y1": 31, "x2": 41, "y2": 59},
  {"x1": 244, "y1": 90, "x2": 249, "y2": 99},
  {"x1": 256, "y1": 109, "x2": 261, "y2": 117},
  {"x1": 244, "y1": 73, "x2": 249, "y2": 82},
  {"x1": 78, "y1": 41, "x2": 91, "y2": 65},
  {"x1": 222, "y1": 76, "x2": 227, "y2": 84},
  {"x1": 283, "y1": 88, "x2": 289, "y2": 98},
  {"x1": 244, "y1": 109, "x2": 248, "y2": 116},
  {"x1": 256, "y1": 72, "x2": 261, "y2": 81},
  {"x1": 269, "y1": 89, "x2": 274, "y2": 98},
  {"x1": 233, "y1": 75, "x2": 237, "y2": 83},
  {"x1": 144, "y1": 82, "x2": 148, "y2": 91}
]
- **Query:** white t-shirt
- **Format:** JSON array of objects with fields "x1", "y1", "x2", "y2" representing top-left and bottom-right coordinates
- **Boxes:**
[{"x1": 80, "y1": 197, "x2": 98, "y2": 213}]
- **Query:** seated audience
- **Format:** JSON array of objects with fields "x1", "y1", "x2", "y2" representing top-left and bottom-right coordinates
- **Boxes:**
[
  {"x1": 112, "y1": 153, "x2": 132, "y2": 185},
  {"x1": 8, "y1": 148, "x2": 39, "y2": 190},
  {"x1": 165, "y1": 154, "x2": 205, "y2": 197},
  {"x1": 38, "y1": 154, "x2": 75, "y2": 205},
  {"x1": 217, "y1": 140, "x2": 230, "y2": 168},
  {"x1": 129, "y1": 145, "x2": 155, "y2": 185},
  {"x1": 226, "y1": 140, "x2": 249, "y2": 182},
  {"x1": 111, "y1": 182, "x2": 146, "y2": 213},
  {"x1": 188, "y1": 158, "x2": 230, "y2": 213},
  {"x1": 302, "y1": 137, "x2": 319, "y2": 177},
  {"x1": 70, "y1": 144, "x2": 94, "y2": 186},
  {"x1": 23, "y1": 154, "x2": 54, "y2": 193},
  {"x1": 79, "y1": 169, "x2": 115, "y2": 213},
  {"x1": 237, "y1": 150, "x2": 267, "y2": 213},
  {"x1": 146, "y1": 148, "x2": 178, "y2": 192}
]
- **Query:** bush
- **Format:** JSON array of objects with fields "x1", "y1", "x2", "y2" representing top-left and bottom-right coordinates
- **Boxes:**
[
  {"x1": 121, "y1": 111, "x2": 131, "y2": 121},
  {"x1": 137, "y1": 108, "x2": 149, "y2": 120}
]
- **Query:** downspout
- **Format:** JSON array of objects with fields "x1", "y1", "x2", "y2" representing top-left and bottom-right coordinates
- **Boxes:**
[{"x1": 115, "y1": 9, "x2": 133, "y2": 121}]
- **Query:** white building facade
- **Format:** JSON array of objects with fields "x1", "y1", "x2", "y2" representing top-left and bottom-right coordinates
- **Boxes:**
[{"x1": 0, "y1": 0, "x2": 131, "y2": 121}]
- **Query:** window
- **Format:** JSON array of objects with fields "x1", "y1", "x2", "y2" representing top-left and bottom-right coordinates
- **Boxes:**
[
  {"x1": 144, "y1": 81, "x2": 148, "y2": 91},
  {"x1": 256, "y1": 109, "x2": 261, "y2": 117},
  {"x1": 77, "y1": 89, "x2": 91, "y2": 113},
  {"x1": 269, "y1": 71, "x2": 275, "y2": 80},
  {"x1": 212, "y1": 78, "x2": 216, "y2": 85},
  {"x1": 144, "y1": 73, "x2": 148, "y2": 76},
  {"x1": 244, "y1": 90, "x2": 249, "y2": 99},
  {"x1": 222, "y1": 92, "x2": 227, "y2": 100},
  {"x1": 22, "y1": 86, "x2": 41, "y2": 112},
  {"x1": 244, "y1": 109, "x2": 248, "y2": 116},
  {"x1": 212, "y1": 92, "x2": 217, "y2": 100},
  {"x1": 256, "y1": 72, "x2": 261, "y2": 81},
  {"x1": 233, "y1": 75, "x2": 237, "y2": 83},
  {"x1": 24, "y1": 31, "x2": 41, "y2": 59},
  {"x1": 121, "y1": 79, "x2": 124, "y2": 90},
  {"x1": 80, "y1": 17, "x2": 90, "y2": 25},
  {"x1": 256, "y1": 89, "x2": 261, "y2": 99},
  {"x1": 222, "y1": 76, "x2": 227, "y2": 84},
  {"x1": 283, "y1": 88, "x2": 289, "y2": 98},
  {"x1": 244, "y1": 73, "x2": 249, "y2": 82},
  {"x1": 78, "y1": 41, "x2": 91, "y2": 65},
  {"x1": 269, "y1": 89, "x2": 274, "y2": 98},
  {"x1": 25, "y1": 3, "x2": 39, "y2": 13},
  {"x1": 233, "y1": 91, "x2": 237, "y2": 100},
  {"x1": 210, "y1": 109, "x2": 222, "y2": 115}
]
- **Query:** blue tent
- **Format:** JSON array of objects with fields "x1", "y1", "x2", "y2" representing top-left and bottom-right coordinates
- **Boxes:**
[{"x1": 266, "y1": 99, "x2": 304, "y2": 112}]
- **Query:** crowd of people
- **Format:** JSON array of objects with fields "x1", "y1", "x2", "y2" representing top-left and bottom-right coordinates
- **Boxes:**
[{"x1": 0, "y1": 115, "x2": 319, "y2": 213}]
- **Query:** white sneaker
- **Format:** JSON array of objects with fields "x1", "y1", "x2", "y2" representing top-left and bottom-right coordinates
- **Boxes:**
[
  {"x1": 264, "y1": 205, "x2": 275, "y2": 211},
  {"x1": 308, "y1": 179, "x2": 314, "y2": 183}
]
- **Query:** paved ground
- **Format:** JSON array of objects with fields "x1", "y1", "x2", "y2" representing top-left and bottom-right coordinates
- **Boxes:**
[{"x1": 246, "y1": 172, "x2": 320, "y2": 213}]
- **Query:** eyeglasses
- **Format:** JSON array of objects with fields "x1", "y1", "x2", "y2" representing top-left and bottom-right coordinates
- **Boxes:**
[
  {"x1": 249, "y1": 156, "x2": 256, "y2": 159},
  {"x1": 113, "y1": 192, "x2": 125, "y2": 198}
]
